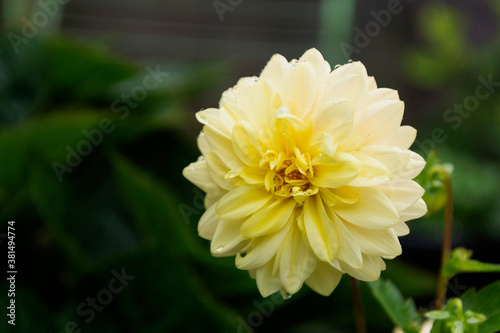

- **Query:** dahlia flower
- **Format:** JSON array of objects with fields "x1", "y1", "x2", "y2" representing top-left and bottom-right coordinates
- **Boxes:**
[{"x1": 183, "y1": 48, "x2": 427, "y2": 297}]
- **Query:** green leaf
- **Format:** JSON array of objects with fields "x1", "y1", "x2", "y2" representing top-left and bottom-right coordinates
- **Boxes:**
[
  {"x1": 109, "y1": 151, "x2": 212, "y2": 259},
  {"x1": 109, "y1": 152, "x2": 242, "y2": 330},
  {"x1": 368, "y1": 279, "x2": 422, "y2": 333},
  {"x1": 464, "y1": 311, "x2": 487, "y2": 325},
  {"x1": 0, "y1": 111, "x2": 102, "y2": 189},
  {"x1": 460, "y1": 281, "x2": 500, "y2": 333},
  {"x1": 444, "y1": 248, "x2": 500, "y2": 280},
  {"x1": 427, "y1": 310, "x2": 452, "y2": 320}
]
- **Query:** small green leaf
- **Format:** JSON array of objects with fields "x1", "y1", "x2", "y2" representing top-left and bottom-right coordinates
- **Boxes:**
[
  {"x1": 444, "y1": 248, "x2": 500, "y2": 280},
  {"x1": 368, "y1": 279, "x2": 422, "y2": 333},
  {"x1": 464, "y1": 311, "x2": 487, "y2": 325},
  {"x1": 427, "y1": 310, "x2": 452, "y2": 320},
  {"x1": 451, "y1": 320, "x2": 464, "y2": 333}
]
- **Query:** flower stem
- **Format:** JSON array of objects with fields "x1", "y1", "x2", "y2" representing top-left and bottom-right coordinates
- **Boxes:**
[
  {"x1": 435, "y1": 175, "x2": 453, "y2": 309},
  {"x1": 349, "y1": 276, "x2": 366, "y2": 333}
]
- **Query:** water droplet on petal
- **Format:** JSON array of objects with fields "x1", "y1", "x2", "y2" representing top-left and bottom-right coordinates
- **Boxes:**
[
  {"x1": 334, "y1": 64, "x2": 341, "y2": 69},
  {"x1": 280, "y1": 289, "x2": 292, "y2": 299},
  {"x1": 226, "y1": 171, "x2": 237, "y2": 178},
  {"x1": 215, "y1": 246, "x2": 224, "y2": 253},
  {"x1": 347, "y1": 59, "x2": 353, "y2": 63}
]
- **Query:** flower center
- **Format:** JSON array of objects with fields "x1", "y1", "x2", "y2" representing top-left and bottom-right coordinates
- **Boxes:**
[{"x1": 262, "y1": 151, "x2": 318, "y2": 204}]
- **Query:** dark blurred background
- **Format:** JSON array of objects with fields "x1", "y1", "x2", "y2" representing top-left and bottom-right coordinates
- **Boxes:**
[{"x1": 0, "y1": 0, "x2": 499, "y2": 332}]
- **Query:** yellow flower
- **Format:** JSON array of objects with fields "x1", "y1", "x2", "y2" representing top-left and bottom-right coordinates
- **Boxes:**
[{"x1": 183, "y1": 49, "x2": 427, "y2": 297}]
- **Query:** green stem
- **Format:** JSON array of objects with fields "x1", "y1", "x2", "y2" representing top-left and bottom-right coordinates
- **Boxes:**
[
  {"x1": 435, "y1": 175, "x2": 453, "y2": 309},
  {"x1": 349, "y1": 276, "x2": 366, "y2": 333}
]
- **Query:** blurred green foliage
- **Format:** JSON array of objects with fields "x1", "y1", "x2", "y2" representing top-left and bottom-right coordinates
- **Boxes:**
[
  {"x1": 368, "y1": 278, "x2": 422, "y2": 333},
  {"x1": 0, "y1": 0, "x2": 499, "y2": 332},
  {"x1": 426, "y1": 281, "x2": 500, "y2": 333}
]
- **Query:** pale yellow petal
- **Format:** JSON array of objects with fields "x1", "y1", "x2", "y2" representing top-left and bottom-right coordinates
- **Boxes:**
[
  {"x1": 198, "y1": 204, "x2": 218, "y2": 240},
  {"x1": 204, "y1": 191, "x2": 225, "y2": 209},
  {"x1": 241, "y1": 198, "x2": 296, "y2": 237},
  {"x1": 357, "y1": 145, "x2": 410, "y2": 177},
  {"x1": 204, "y1": 125, "x2": 244, "y2": 170},
  {"x1": 236, "y1": 220, "x2": 292, "y2": 270},
  {"x1": 377, "y1": 180, "x2": 425, "y2": 211},
  {"x1": 197, "y1": 132, "x2": 210, "y2": 155},
  {"x1": 356, "y1": 100, "x2": 404, "y2": 145},
  {"x1": 311, "y1": 99, "x2": 355, "y2": 133},
  {"x1": 260, "y1": 53, "x2": 290, "y2": 86},
  {"x1": 196, "y1": 107, "x2": 232, "y2": 137},
  {"x1": 331, "y1": 212, "x2": 363, "y2": 269},
  {"x1": 298, "y1": 48, "x2": 330, "y2": 94},
  {"x1": 323, "y1": 74, "x2": 366, "y2": 102},
  {"x1": 211, "y1": 218, "x2": 246, "y2": 256},
  {"x1": 205, "y1": 152, "x2": 236, "y2": 191},
  {"x1": 399, "y1": 198, "x2": 427, "y2": 222},
  {"x1": 348, "y1": 152, "x2": 390, "y2": 187},
  {"x1": 239, "y1": 166, "x2": 267, "y2": 185},
  {"x1": 255, "y1": 260, "x2": 282, "y2": 297},
  {"x1": 246, "y1": 79, "x2": 276, "y2": 130},
  {"x1": 279, "y1": 227, "x2": 317, "y2": 294},
  {"x1": 328, "y1": 120, "x2": 366, "y2": 152},
  {"x1": 334, "y1": 188, "x2": 399, "y2": 229},
  {"x1": 308, "y1": 131, "x2": 337, "y2": 156},
  {"x1": 346, "y1": 223, "x2": 402, "y2": 259},
  {"x1": 393, "y1": 222, "x2": 410, "y2": 236},
  {"x1": 340, "y1": 254, "x2": 385, "y2": 281},
  {"x1": 310, "y1": 152, "x2": 362, "y2": 188},
  {"x1": 222, "y1": 102, "x2": 251, "y2": 125},
  {"x1": 322, "y1": 71, "x2": 368, "y2": 123},
  {"x1": 232, "y1": 121, "x2": 262, "y2": 166},
  {"x1": 366, "y1": 88, "x2": 399, "y2": 105},
  {"x1": 279, "y1": 61, "x2": 317, "y2": 119},
  {"x1": 303, "y1": 196, "x2": 339, "y2": 262},
  {"x1": 390, "y1": 125, "x2": 417, "y2": 149},
  {"x1": 329, "y1": 61, "x2": 368, "y2": 80},
  {"x1": 393, "y1": 151, "x2": 426, "y2": 180},
  {"x1": 367, "y1": 76, "x2": 377, "y2": 90},
  {"x1": 216, "y1": 186, "x2": 273, "y2": 221},
  {"x1": 182, "y1": 157, "x2": 219, "y2": 193},
  {"x1": 305, "y1": 261, "x2": 343, "y2": 296},
  {"x1": 320, "y1": 187, "x2": 359, "y2": 206}
]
